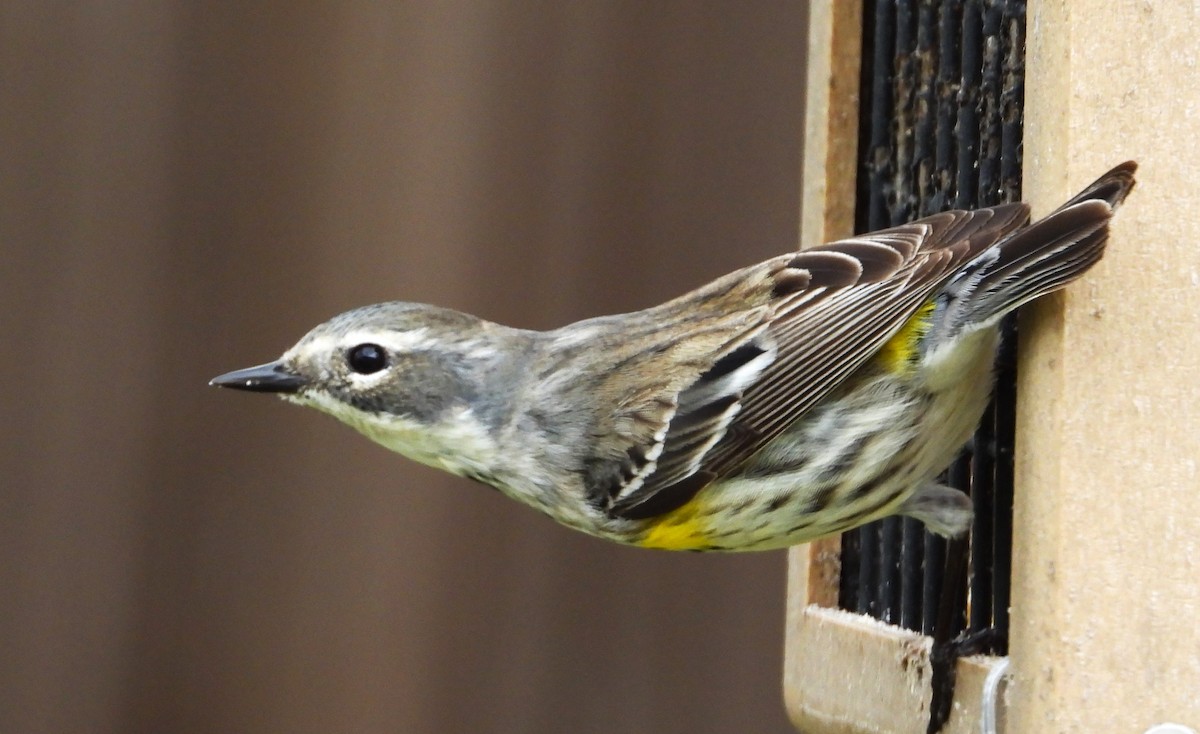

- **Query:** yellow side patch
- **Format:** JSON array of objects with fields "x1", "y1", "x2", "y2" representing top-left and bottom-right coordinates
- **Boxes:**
[
  {"x1": 878, "y1": 300, "x2": 935, "y2": 374},
  {"x1": 638, "y1": 497, "x2": 713, "y2": 550}
]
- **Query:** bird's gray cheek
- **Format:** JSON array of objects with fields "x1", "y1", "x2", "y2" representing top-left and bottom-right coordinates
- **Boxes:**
[
  {"x1": 343, "y1": 385, "x2": 412, "y2": 417},
  {"x1": 333, "y1": 353, "x2": 477, "y2": 423},
  {"x1": 338, "y1": 377, "x2": 452, "y2": 424}
]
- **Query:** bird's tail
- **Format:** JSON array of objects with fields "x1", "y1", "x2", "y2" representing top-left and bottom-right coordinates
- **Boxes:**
[{"x1": 928, "y1": 161, "x2": 1138, "y2": 343}]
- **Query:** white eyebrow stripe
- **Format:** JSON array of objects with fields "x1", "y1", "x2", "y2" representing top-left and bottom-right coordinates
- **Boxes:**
[
  {"x1": 344, "y1": 328, "x2": 434, "y2": 353},
  {"x1": 291, "y1": 329, "x2": 436, "y2": 360}
]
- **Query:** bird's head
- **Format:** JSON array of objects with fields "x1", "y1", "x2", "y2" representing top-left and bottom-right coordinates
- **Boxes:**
[{"x1": 211, "y1": 302, "x2": 526, "y2": 474}]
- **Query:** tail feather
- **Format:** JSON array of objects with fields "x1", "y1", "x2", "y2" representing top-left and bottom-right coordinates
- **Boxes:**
[
  {"x1": 930, "y1": 162, "x2": 1137, "y2": 340},
  {"x1": 1056, "y1": 160, "x2": 1138, "y2": 212}
]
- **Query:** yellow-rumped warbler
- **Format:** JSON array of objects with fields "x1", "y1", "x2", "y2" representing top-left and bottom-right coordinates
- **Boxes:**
[{"x1": 212, "y1": 162, "x2": 1136, "y2": 551}]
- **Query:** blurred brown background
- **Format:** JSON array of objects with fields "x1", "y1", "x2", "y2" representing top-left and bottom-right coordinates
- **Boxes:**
[{"x1": 2, "y1": 3, "x2": 806, "y2": 733}]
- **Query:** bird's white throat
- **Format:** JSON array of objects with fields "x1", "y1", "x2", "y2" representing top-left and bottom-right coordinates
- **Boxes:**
[{"x1": 289, "y1": 390, "x2": 502, "y2": 479}]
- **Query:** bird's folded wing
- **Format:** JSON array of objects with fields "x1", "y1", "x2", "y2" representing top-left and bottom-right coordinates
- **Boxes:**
[{"x1": 598, "y1": 203, "x2": 1030, "y2": 520}]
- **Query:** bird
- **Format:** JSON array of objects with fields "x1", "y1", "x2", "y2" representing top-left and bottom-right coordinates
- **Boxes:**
[{"x1": 211, "y1": 162, "x2": 1136, "y2": 552}]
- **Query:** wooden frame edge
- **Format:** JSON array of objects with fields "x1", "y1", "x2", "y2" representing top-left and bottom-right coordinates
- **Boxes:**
[{"x1": 784, "y1": 3, "x2": 1011, "y2": 731}]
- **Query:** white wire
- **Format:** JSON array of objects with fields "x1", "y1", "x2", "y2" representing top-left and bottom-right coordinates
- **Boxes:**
[
  {"x1": 978, "y1": 658, "x2": 1197, "y2": 734},
  {"x1": 980, "y1": 657, "x2": 1010, "y2": 734}
]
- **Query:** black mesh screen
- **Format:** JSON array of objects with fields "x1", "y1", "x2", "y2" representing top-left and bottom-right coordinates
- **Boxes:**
[{"x1": 837, "y1": 0, "x2": 1025, "y2": 649}]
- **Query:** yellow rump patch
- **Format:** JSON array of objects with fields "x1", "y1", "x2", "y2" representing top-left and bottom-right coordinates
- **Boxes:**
[
  {"x1": 637, "y1": 498, "x2": 713, "y2": 550},
  {"x1": 878, "y1": 300, "x2": 935, "y2": 374}
]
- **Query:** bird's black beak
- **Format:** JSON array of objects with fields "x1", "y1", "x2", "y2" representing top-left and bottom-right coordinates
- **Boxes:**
[{"x1": 209, "y1": 361, "x2": 308, "y2": 394}]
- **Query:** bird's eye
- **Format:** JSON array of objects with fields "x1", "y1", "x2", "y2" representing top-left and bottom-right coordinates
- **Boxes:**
[{"x1": 346, "y1": 343, "x2": 388, "y2": 375}]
